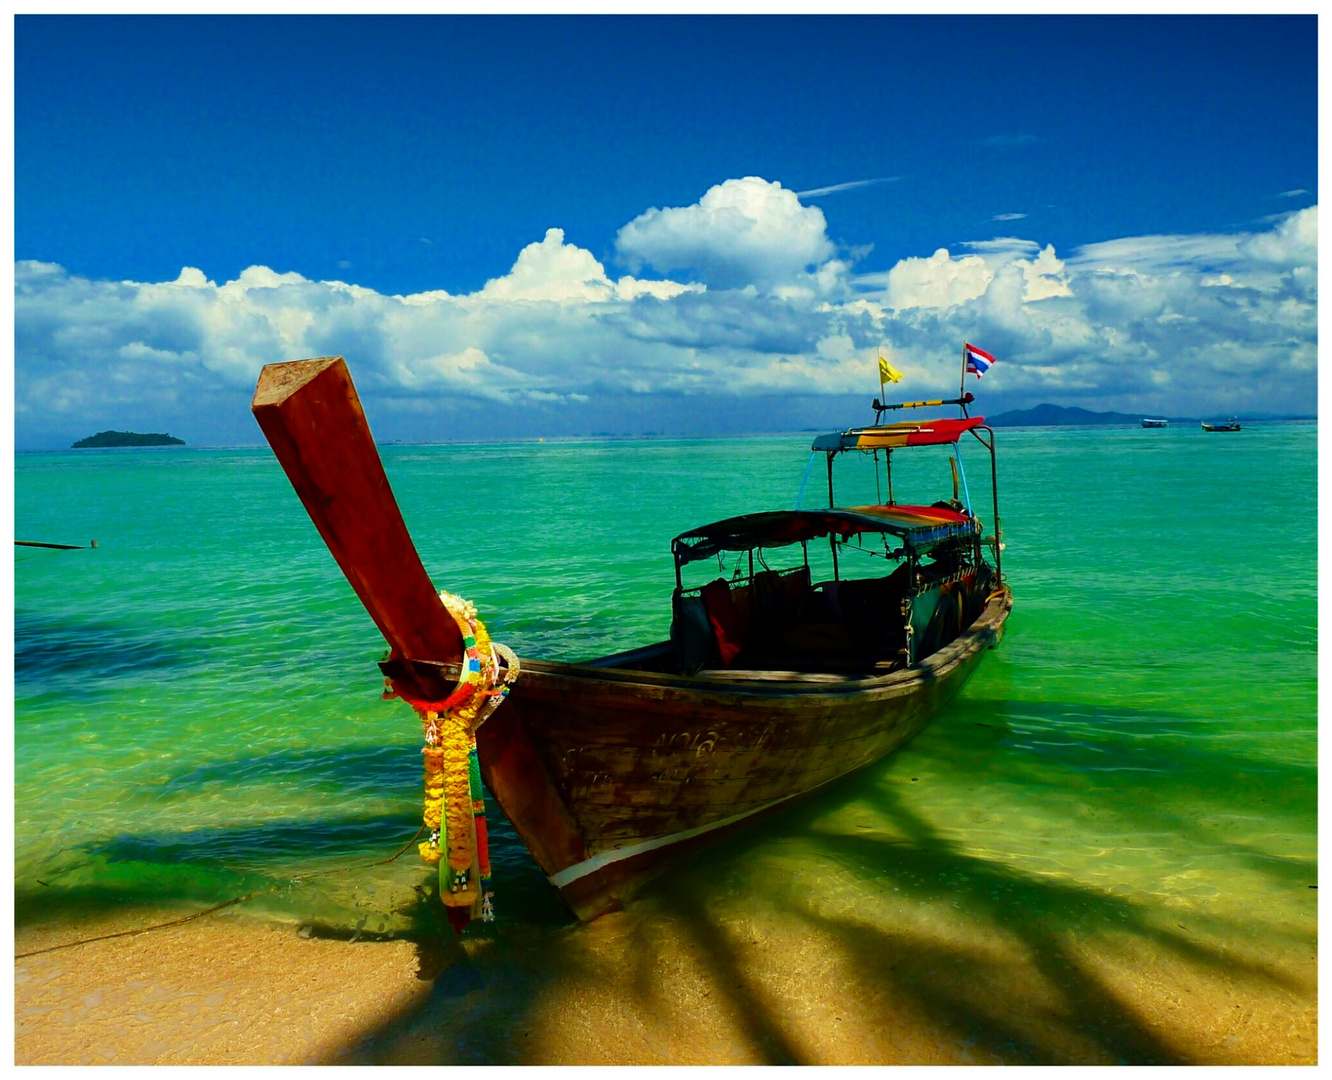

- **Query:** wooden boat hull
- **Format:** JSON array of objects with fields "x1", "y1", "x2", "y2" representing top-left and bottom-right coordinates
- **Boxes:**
[
  {"x1": 248, "y1": 357, "x2": 1015, "y2": 926},
  {"x1": 476, "y1": 589, "x2": 1012, "y2": 920}
]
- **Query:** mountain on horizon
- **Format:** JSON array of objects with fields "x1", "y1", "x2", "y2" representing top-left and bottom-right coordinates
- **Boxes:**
[
  {"x1": 985, "y1": 404, "x2": 1190, "y2": 427},
  {"x1": 986, "y1": 403, "x2": 1315, "y2": 427}
]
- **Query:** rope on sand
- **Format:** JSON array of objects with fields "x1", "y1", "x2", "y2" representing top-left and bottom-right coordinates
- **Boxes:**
[{"x1": 14, "y1": 824, "x2": 427, "y2": 960}]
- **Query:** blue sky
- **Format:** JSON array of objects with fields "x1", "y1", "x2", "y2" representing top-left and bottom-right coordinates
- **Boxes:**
[{"x1": 15, "y1": 15, "x2": 1318, "y2": 447}]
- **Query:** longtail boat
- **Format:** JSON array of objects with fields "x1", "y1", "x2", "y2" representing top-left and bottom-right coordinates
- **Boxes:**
[{"x1": 252, "y1": 358, "x2": 1012, "y2": 924}]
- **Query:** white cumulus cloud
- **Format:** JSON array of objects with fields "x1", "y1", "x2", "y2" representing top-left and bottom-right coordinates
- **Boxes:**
[
  {"x1": 615, "y1": 176, "x2": 838, "y2": 292},
  {"x1": 1242, "y1": 204, "x2": 1316, "y2": 267},
  {"x1": 478, "y1": 227, "x2": 702, "y2": 305},
  {"x1": 886, "y1": 249, "x2": 994, "y2": 309}
]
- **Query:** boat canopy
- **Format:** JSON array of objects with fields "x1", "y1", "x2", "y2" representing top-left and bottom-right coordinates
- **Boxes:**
[
  {"x1": 672, "y1": 505, "x2": 981, "y2": 567},
  {"x1": 811, "y1": 416, "x2": 986, "y2": 453}
]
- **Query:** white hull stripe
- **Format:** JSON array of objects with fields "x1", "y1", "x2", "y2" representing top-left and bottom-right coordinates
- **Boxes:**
[{"x1": 547, "y1": 792, "x2": 801, "y2": 889}]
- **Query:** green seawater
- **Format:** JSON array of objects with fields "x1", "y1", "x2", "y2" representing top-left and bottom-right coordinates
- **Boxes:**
[{"x1": 14, "y1": 422, "x2": 1317, "y2": 1053}]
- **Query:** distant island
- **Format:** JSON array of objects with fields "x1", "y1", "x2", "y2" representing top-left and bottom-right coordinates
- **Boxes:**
[
  {"x1": 985, "y1": 404, "x2": 1195, "y2": 427},
  {"x1": 72, "y1": 430, "x2": 186, "y2": 448}
]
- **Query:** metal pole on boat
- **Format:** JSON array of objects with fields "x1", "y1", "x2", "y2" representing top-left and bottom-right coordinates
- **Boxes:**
[
  {"x1": 986, "y1": 429, "x2": 1002, "y2": 585},
  {"x1": 825, "y1": 453, "x2": 840, "y2": 580},
  {"x1": 967, "y1": 425, "x2": 1002, "y2": 583},
  {"x1": 952, "y1": 443, "x2": 973, "y2": 513},
  {"x1": 795, "y1": 452, "x2": 817, "y2": 509},
  {"x1": 878, "y1": 394, "x2": 972, "y2": 413}
]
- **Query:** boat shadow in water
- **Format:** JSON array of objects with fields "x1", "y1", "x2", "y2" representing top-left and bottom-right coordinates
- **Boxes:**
[
  {"x1": 154, "y1": 744, "x2": 422, "y2": 795},
  {"x1": 15, "y1": 743, "x2": 568, "y2": 941},
  {"x1": 15, "y1": 608, "x2": 203, "y2": 688},
  {"x1": 342, "y1": 696, "x2": 1313, "y2": 1064}
]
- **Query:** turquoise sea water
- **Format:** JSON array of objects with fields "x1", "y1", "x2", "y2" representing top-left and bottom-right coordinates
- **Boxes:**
[{"x1": 13, "y1": 421, "x2": 1317, "y2": 1058}]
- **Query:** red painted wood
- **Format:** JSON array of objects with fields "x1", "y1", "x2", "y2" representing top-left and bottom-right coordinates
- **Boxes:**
[{"x1": 251, "y1": 356, "x2": 462, "y2": 699}]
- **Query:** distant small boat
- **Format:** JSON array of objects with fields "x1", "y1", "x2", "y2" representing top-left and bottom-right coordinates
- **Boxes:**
[
  {"x1": 1141, "y1": 418, "x2": 1169, "y2": 428},
  {"x1": 1202, "y1": 417, "x2": 1241, "y2": 432}
]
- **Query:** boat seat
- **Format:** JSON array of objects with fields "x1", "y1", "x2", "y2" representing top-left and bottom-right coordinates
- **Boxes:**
[
  {"x1": 838, "y1": 565, "x2": 909, "y2": 646},
  {"x1": 700, "y1": 578, "x2": 753, "y2": 667},
  {"x1": 805, "y1": 580, "x2": 842, "y2": 621},
  {"x1": 672, "y1": 568, "x2": 814, "y2": 673},
  {"x1": 670, "y1": 590, "x2": 717, "y2": 673},
  {"x1": 752, "y1": 566, "x2": 810, "y2": 621}
]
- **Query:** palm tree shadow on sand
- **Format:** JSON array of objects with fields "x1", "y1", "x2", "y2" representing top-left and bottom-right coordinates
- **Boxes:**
[{"x1": 337, "y1": 695, "x2": 1314, "y2": 1064}]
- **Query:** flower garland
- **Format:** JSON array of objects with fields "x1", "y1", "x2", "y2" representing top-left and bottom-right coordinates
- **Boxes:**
[{"x1": 384, "y1": 591, "x2": 519, "y2": 932}]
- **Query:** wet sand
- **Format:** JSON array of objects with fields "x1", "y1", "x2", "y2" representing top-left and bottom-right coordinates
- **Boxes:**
[
  {"x1": 15, "y1": 894, "x2": 1316, "y2": 1066},
  {"x1": 15, "y1": 911, "x2": 426, "y2": 1065}
]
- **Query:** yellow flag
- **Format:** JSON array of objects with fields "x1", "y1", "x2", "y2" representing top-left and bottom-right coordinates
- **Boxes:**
[{"x1": 879, "y1": 355, "x2": 902, "y2": 384}]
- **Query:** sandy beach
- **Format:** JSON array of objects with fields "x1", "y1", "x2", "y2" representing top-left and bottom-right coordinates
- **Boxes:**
[{"x1": 15, "y1": 887, "x2": 1316, "y2": 1066}]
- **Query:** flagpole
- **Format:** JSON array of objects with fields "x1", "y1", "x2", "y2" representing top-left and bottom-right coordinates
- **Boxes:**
[
  {"x1": 878, "y1": 351, "x2": 891, "y2": 502},
  {"x1": 960, "y1": 341, "x2": 967, "y2": 401},
  {"x1": 876, "y1": 352, "x2": 886, "y2": 424}
]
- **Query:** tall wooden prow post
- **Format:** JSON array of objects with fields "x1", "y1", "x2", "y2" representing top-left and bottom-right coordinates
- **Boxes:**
[
  {"x1": 250, "y1": 356, "x2": 463, "y2": 701},
  {"x1": 251, "y1": 356, "x2": 590, "y2": 895}
]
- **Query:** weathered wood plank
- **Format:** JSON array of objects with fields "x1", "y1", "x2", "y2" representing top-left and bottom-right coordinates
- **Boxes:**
[
  {"x1": 496, "y1": 593, "x2": 1009, "y2": 880},
  {"x1": 474, "y1": 710, "x2": 589, "y2": 875}
]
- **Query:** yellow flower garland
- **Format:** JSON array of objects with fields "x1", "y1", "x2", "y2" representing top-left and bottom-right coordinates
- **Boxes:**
[
  {"x1": 418, "y1": 744, "x2": 446, "y2": 864},
  {"x1": 391, "y1": 591, "x2": 518, "y2": 918}
]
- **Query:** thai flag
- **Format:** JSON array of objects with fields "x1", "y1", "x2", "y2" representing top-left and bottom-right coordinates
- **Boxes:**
[{"x1": 964, "y1": 342, "x2": 995, "y2": 378}]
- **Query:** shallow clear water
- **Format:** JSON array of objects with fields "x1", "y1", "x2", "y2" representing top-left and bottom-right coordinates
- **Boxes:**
[{"x1": 14, "y1": 422, "x2": 1317, "y2": 975}]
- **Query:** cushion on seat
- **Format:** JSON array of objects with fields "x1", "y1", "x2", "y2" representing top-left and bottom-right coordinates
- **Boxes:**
[{"x1": 700, "y1": 578, "x2": 751, "y2": 667}]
